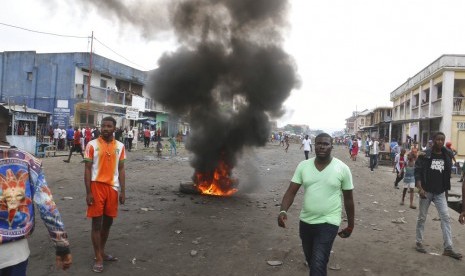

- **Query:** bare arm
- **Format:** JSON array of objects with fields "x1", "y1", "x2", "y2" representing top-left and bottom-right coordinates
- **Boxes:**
[
  {"x1": 118, "y1": 162, "x2": 126, "y2": 204},
  {"x1": 84, "y1": 162, "x2": 93, "y2": 206},
  {"x1": 342, "y1": 190, "x2": 354, "y2": 229},
  {"x1": 459, "y1": 179, "x2": 465, "y2": 224},
  {"x1": 338, "y1": 189, "x2": 354, "y2": 238},
  {"x1": 277, "y1": 182, "x2": 301, "y2": 228}
]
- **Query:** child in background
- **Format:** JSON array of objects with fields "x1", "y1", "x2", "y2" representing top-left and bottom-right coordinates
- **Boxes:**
[
  {"x1": 351, "y1": 139, "x2": 359, "y2": 161},
  {"x1": 401, "y1": 152, "x2": 416, "y2": 209}
]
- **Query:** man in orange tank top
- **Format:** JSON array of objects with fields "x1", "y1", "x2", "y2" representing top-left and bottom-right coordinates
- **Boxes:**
[{"x1": 84, "y1": 117, "x2": 126, "y2": 273}]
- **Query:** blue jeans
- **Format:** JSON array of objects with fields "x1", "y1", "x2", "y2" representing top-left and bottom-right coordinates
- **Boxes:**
[
  {"x1": 299, "y1": 221, "x2": 338, "y2": 276},
  {"x1": 0, "y1": 259, "x2": 28, "y2": 276},
  {"x1": 416, "y1": 191, "x2": 453, "y2": 250},
  {"x1": 170, "y1": 145, "x2": 176, "y2": 156}
]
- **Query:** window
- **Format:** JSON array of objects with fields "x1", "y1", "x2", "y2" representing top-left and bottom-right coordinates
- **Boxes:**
[
  {"x1": 100, "y1": 79, "x2": 107, "y2": 88},
  {"x1": 80, "y1": 112, "x2": 94, "y2": 125},
  {"x1": 436, "y1": 83, "x2": 442, "y2": 100},
  {"x1": 27, "y1": 72, "x2": 33, "y2": 81},
  {"x1": 413, "y1": 94, "x2": 419, "y2": 107}
]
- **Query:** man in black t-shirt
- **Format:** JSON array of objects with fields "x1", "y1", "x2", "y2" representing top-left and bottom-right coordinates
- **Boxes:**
[{"x1": 414, "y1": 132, "x2": 462, "y2": 259}]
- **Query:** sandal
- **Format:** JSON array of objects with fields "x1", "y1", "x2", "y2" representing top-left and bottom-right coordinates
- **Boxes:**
[
  {"x1": 410, "y1": 205, "x2": 417, "y2": 209},
  {"x1": 92, "y1": 263, "x2": 104, "y2": 273}
]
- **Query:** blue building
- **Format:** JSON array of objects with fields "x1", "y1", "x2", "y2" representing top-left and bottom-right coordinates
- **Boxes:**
[{"x1": 0, "y1": 51, "x2": 189, "y2": 139}]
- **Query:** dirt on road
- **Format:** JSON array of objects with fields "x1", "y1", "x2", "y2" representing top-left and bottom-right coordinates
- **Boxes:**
[{"x1": 27, "y1": 142, "x2": 465, "y2": 276}]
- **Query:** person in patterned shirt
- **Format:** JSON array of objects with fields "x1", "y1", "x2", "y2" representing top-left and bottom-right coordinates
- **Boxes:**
[
  {"x1": 0, "y1": 105, "x2": 72, "y2": 275},
  {"x1": 84, "y1": 116, "x2": 126, "y2": 273}
]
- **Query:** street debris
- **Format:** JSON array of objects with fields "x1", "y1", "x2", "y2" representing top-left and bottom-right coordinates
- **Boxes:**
[
  {"x1": 266, "y1": 260, "x2": 283, "y2": 266},
  {"x1": 391, "y1": 217, "x2": 407, "y2": 224}
]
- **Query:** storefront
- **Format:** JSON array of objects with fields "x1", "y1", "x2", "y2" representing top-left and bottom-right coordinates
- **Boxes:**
[{"x1": 4, "y1": 105, "x2": 51, "y2": 154}]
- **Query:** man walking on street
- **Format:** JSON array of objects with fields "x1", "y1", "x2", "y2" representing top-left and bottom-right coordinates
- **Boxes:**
[
  {"x1": 0, "y1": 105, "x2": 72, "y2": 275},
  {"x1": 300, "y1": 135, "x2": 311, "y2": 160},
  {"x1": 63, "y1": 127, "x2": 84, "y2": 163},
  {"x1": 84, "y1": 116, "x2": 126, "y2": 273},
  {"x1": 415, "y1": 132, "x2": 462, "y2": 259},
  {"x1": 369, "y1": 137, "x2": 379, "y2": 172},
  {"x1": 278, "y1": 133, "x2": 355, "y2": 276}
]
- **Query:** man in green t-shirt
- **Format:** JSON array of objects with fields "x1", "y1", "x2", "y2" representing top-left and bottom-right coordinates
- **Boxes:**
[{"x1": 278, "y1": 133, "x2": 355, "y2": 276}]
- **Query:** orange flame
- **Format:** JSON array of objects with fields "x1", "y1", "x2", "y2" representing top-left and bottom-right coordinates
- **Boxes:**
[{"x1": 194, "y1": 160, "x2": 238, "y2": 196}]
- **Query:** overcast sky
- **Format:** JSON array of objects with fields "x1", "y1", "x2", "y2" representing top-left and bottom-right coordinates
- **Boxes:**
[{"x1": 3, "y1": 0, "x2": 465, "y2": 133}]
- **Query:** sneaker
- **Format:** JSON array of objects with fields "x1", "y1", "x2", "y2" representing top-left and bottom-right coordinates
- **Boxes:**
[
  {"x1": 443, "y1": 249, "x2": 462, "y2": 260},
  {"x1": 416, "y1": 243, "x2": 427, "y2": 253},
  {"x1": 63, "y1": 160, "x2": 70, "y2": 163}
]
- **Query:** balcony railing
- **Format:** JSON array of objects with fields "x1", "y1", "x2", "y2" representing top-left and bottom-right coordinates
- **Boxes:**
[
  {"x1": 453, "y1": 97, "x2": 465, "y2": 115},
  {"x1": 74, "y1": 84, "x2": 166, "y2": 112}
]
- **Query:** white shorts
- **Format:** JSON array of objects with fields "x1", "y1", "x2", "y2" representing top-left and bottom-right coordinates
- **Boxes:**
[{"x1": 403, "y1": 181, "x2": 415, "y2": 189}]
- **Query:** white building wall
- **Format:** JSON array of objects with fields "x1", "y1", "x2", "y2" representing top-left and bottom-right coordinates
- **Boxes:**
[
  {"x1": 441, "y1": 71, "x2": 454, "y2": 139},
  {"x1": 74, "y1": 68, "x2": 116, "y2": 88}
]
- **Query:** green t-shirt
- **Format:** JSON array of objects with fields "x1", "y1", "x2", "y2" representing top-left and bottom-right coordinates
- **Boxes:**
[{"x1": 291, "y1": 157, "x2": 353, "y2": 226}]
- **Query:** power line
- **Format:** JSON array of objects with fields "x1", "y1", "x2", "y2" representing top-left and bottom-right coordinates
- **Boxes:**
[
  {"x1": 0, "y1": 22, "x2": 89, "y2": 39},
  {"x1": 94, "y1": 37, "x2": 148, "y2": 70},
  {"x1": 0, "y1": 21, "x2": 148, "y2": 71}
]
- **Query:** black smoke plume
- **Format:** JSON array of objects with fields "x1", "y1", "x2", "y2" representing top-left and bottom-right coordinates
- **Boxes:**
[
  {"x1": 150, "y1": 0, "x2": 299, "y2": 180},
  {"x1": 67, "y1": 0, "x2": 299, "y2": 183}
]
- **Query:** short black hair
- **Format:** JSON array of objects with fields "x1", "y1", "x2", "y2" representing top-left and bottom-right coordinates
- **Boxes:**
[
  {"x1": 0, "y1": 105, "x2": 9, "y2": 120},
  {"x1": 315, "y1": 133, "x2": 332, "y2": 144},
  {"x1": 101, "y1": 116, "x2": 116, "y2": 127},
  {"x1": 432, "y1": 131, "x2": 445, "y2": 139}
]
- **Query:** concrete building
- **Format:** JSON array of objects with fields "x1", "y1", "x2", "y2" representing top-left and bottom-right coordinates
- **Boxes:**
[
  {"x1": 390, "y1": 54, "x2": 465, "y2": 157},
  {"x1": 0, "y1": 51, "x2": 188, "y2": 137},
  {"x1": 360, "y1": 107, "x2": 392, "y2": 140},
  {"x1": 345, "y1": 111, "x2": 360, "y2": 136}
]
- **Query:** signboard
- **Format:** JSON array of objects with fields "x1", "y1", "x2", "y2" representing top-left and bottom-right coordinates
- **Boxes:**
[
  {"x1": 14, "y1": 112, "x2": 37, "y2": 121},
  {"x1": 53, "y1": 108, "x2": 70, "y2": 127},
  {"x1": 132, "y1": 95, "x2": 146, "y2": 110},
  {"x1": 126, "y1": 107, "x2": 139, "y2": 120}
]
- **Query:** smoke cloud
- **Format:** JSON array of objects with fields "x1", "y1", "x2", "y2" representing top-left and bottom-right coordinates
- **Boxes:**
[
  {"x1": 69, "y1": 0, "x2": 299, "y2": 178},
  {"x1": 150, "y1": 0, "x2": 299, "y2": 175}
]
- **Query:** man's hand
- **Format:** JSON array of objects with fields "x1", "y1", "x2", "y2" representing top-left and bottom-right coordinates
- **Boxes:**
[
  {"x1": 119, "y1": 191, "x2": 125, "y2": 205},
  {"x1": 56, "y1": 253, "x2": 72, "y2": 270},
  {"x1": 86, "y1": 193, "x2": 94, "y2": 206},
  {"x1": 277, "y1": 212, "x2": 287, "y2": 228},
  {"x1": 338, "y1": 227, "x2": 353, "y2": 238},
  {"x1": 459, "y1": 212, "x2": 465, "y2": 224},
  {"x1": 418, "y1": 188, "x2": 426, "y2": 199}
]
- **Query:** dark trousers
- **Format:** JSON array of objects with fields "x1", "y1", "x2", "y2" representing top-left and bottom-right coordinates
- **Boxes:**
[
  {"x1": 0, "y1": 259, "x2": 28, "y2": 276},
  {"x1": 144, "y1": 137, "x2": 150, "y2": 148},
  {"x1": 304, "y1": 150, "x2": 309, "y2": 160},
  {"x1": 299, "y1": 221, "x2": 338, "y2": 276},
  {"x1": 127, "y1": 138, "x2": 133, "y2": 151},
  {"x1": 394, "y1": 168, "x2": 404, "y2": 187},
  {"x1": 369, "y1": 154, "x2": 378, "y2": 171}
]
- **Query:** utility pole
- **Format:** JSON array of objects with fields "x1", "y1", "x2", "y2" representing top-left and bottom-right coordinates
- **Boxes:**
[{"x1": 86, "y1": 31, "x2": 94, "y2": 126}]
